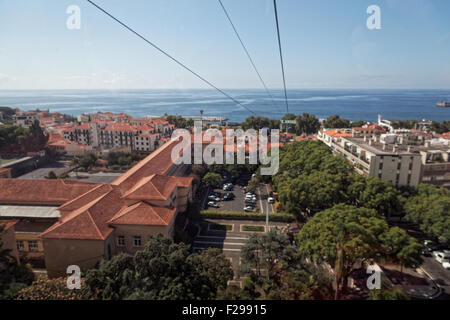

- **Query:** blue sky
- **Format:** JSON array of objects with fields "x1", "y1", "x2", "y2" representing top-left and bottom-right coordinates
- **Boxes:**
[{"x1": 0, "y1": 0, "x2": 449, "y2": 90}]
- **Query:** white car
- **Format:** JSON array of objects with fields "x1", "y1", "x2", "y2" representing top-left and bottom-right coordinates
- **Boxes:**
[
  {"x1": 433, "y1": 250, "x2": 450, "y2": 264},
  {"x1": 267, "y1": 197, "x2": 275, "y2": 203},
  {"x1": 207, "y1": 201, "x2": 219, "y2": 208},
  {"x1": 244, "y1": 206, "x2": 256, "y2": 212},
  {"x1": 443, "y1": 262, "x2": 450, "y2": 270}
]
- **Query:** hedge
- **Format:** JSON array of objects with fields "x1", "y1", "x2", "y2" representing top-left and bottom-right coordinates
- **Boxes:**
[{"x1": 201, "y1": 210, "x2": 295, "y2": 222}]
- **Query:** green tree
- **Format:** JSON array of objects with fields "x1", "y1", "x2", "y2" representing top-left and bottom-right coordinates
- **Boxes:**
[
  {"x1": 240, "y1": 229, "x2": 333, "y2": 300},
  {"x1": 404, "y1": 184, "x2": 450, "y2": 244},
  {"x1": 359, "y1": 178, "x2": 401, "y2": 218},
  {"x1": 295, "y1": 113, "x2": 321, "y2": 135},
  {"x1": 296, "y1": 204, "x2": 421, "y2": 299},
  {"x1": 82, "y1": 235, "x2": 233, "y2": 300},
  {"x1": 202, "y1": 172, "x2": 222, "y2": 188},
  {"x1": 323, "y1": 115, "x2": 351, "y2": 129},
  {"x1": 367, "y1": 285, "x2": 410, "y2": 300}
]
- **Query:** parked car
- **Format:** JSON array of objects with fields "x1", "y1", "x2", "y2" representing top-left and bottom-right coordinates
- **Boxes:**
[
  {"x1": 433, "y1": 250, "x2": 450, "y2": 264},
  {"x1": 267, "y1": 197, "x2": 275, "y2": 203},
  {"x1": 443, "y1": 262, "x2": 450, "y2": 270},
  {"x1": 207, "y1": 201, "x2": 219, "y2": 208},
  {"x1": 223, "y1": 183, "x2": 233, "y2": 191},
  {"x1": 222, "y1": 192, "x2": 235, "y2": 201},
  {"x1": 244, "y1": 206, "x2": 256, "y2": 212},
  {"x1": 208, "y1": 195, "x2": 220, "y2": 201}
]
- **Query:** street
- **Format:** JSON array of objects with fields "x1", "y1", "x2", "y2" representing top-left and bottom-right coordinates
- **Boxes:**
[{"x1": 421, "y1": 256, "x2": 450, "y2": 296}]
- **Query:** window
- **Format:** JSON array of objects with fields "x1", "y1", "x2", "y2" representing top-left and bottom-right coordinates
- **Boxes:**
[
  {"x1": 28, "y1": 240, "x2": 38, "y2": 252},
  {"x1": 117, "y1": 236, "x2": 125, "y2": 247},
  {"x1": 16, "y1": 240, "x2": 24, "y2": 251},
  {"x1": 133, "y1": 236, "x2": 142, "y2": 248}
]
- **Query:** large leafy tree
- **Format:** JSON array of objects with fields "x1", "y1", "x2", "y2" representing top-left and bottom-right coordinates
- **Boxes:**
[
  {"x1": 404, "y1": 184, "x2": 450, "y2": 244},
  {"x1": 202, "y1": 172, "x2": 222, "y2": 188},
  {"x1": 296, "y1": 204, "x2": 422, "y2": 299},
  {"x1": 295, "y1": 113, "x2": 321, "y2": 135},
  {"x1": 240, "y1": 229, "x2": 333, "y2": 300},
  {"x1": 82, "y1": 235, "x2": 233, "y2": 300},
  {"x1": 323, "y1": 115, "x2": 351, "y2": 129},
  {"x1": 359, "y1": 178, "x2": 401, "y2": 218}
]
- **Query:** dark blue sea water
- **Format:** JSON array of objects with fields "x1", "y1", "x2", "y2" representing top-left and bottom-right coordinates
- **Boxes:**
[{"x1": 0, "y1": 89, "x2": 449, "y2": 123}]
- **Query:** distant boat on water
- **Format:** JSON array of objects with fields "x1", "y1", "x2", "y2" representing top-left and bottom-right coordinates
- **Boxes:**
[{"x1": 437, "y1": 101, "x2": 450, "y2": 107}]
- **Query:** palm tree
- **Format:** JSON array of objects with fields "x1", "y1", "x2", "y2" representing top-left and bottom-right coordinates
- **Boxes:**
[{"x1": 200, "y1": 109, "x2": 204, "y2": 121}]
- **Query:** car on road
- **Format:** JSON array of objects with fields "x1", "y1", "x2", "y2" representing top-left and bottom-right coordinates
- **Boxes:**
[
  {"x1": 433, "y1": 250, "x2": 450, "y2": 264},
  {"x1": 267, "y1": 197, "x2": 275, "y2": 203},
  {"x1": 207, "y1": 201, "x2": 219, "y2": 208},
  {"x1": 244, "y1": 206, "x2": 256, "y2": 212}
]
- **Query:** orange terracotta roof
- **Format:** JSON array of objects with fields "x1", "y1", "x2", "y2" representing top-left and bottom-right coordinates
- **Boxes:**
[
  {"x1": 135, "y1": 124, "x2": 155, "y2": 131},
  {"x1": 75, "y1": 123, "x2": 90, "y2": 130},
  {"x1": 0, "y1": 179, "x2": 100, "y2": 205},
  {"x1": 111, "y1": 138, "x2": 182, "y2": 190},
  {"x1": 322, "y1": 129, "x2": 353, "y2": 138},
  {"x1": 121, "y1": 174, "x2": 192, "y2": 201},
  {"x1": 440, "y1": 132, "x2": 450, "y2": 139},
  {"x1": 108, "y1": 202, "x2": 175, "y2": 226},
  {"x1": 42, "y1": 186, "x2": 122, "y2": 240}
]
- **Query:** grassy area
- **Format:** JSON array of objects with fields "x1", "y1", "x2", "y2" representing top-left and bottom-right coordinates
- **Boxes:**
[
  {"x1": 242, "y1": 225, "x2": 265, "y2": 232},
  {"x1": 209, "y1": 223, "x2": 232, "y2": 231}
]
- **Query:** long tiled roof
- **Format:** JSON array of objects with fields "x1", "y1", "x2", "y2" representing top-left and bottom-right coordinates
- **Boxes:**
[{"x1": 0, "y1": 179, "x2": 100, "y2": 205}]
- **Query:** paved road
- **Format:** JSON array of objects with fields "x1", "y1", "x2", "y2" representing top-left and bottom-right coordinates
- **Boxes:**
[
  {"x1": 421, "y1": 256, "x2": 450, "y2": 295},
  {"x1": 18, "y1": 161, "x2": 72, "y2": 179},
  {"x1": 193, "y1": 219, "x2": 287, "y2": 284},
  {"x1": 258, "y1": 184, "x2": 274, "y2": 214}
]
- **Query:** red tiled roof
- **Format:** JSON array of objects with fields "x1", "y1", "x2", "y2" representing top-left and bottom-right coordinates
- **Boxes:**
[
  {"x1": 136, "y1": 124, "x2": 155, "y2": 132},
  {"x1": 0, "y1": 179, "x2": 100, "y2": 205},
  {"x1": 111, "y1": 138, "x2": 182, "y2": 190},
  {"x1": 108, "y1": 202, "x2": 175, "y2": 226},
  {"x1": 75, "y1": 123, "x2": 90, "y2": 130},
  {"x1": 42, "y1": 186, "x2": 122, "y2": 240},
  {"x1": 121, "y1": 174, "x2": 192, "y2": 201},
  {"x1": 440, "y1": 132, "x2": 450, "y2": 139}
]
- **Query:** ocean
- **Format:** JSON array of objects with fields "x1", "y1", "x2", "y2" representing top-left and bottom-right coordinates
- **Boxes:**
[{"x1": 0, "y1": 89, "x2": 449, "y2": 123}]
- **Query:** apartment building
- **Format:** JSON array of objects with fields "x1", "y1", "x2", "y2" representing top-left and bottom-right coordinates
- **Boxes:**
[
  {"x1": 319, "y1": 129, "x2": 422, "y2": 187},
  {"x1": 417, "y1": 142, "x2": 450, "y2": 188}
]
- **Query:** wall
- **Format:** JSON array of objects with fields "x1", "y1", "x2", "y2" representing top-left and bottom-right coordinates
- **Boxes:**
[{"x1": 42, "y1": 238, "x2": 105, "y2": 278}]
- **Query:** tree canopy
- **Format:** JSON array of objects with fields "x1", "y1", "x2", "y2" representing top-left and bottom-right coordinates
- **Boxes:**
[
  {"x1": 296, "y1": 204, "x2": 422, "y2": 298},
  {"x1": 0, "y1": 121, "x2": 48, "y2": 155},
  {"x1": 404, "y1": 184, "x2": 450, "y2": 244},
  {"x1": 82, "y1": 235, "x2": 233, "y2": 300},
  {"x1": 202, "y1": 172, "x2": 222, "y2": 188}
]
